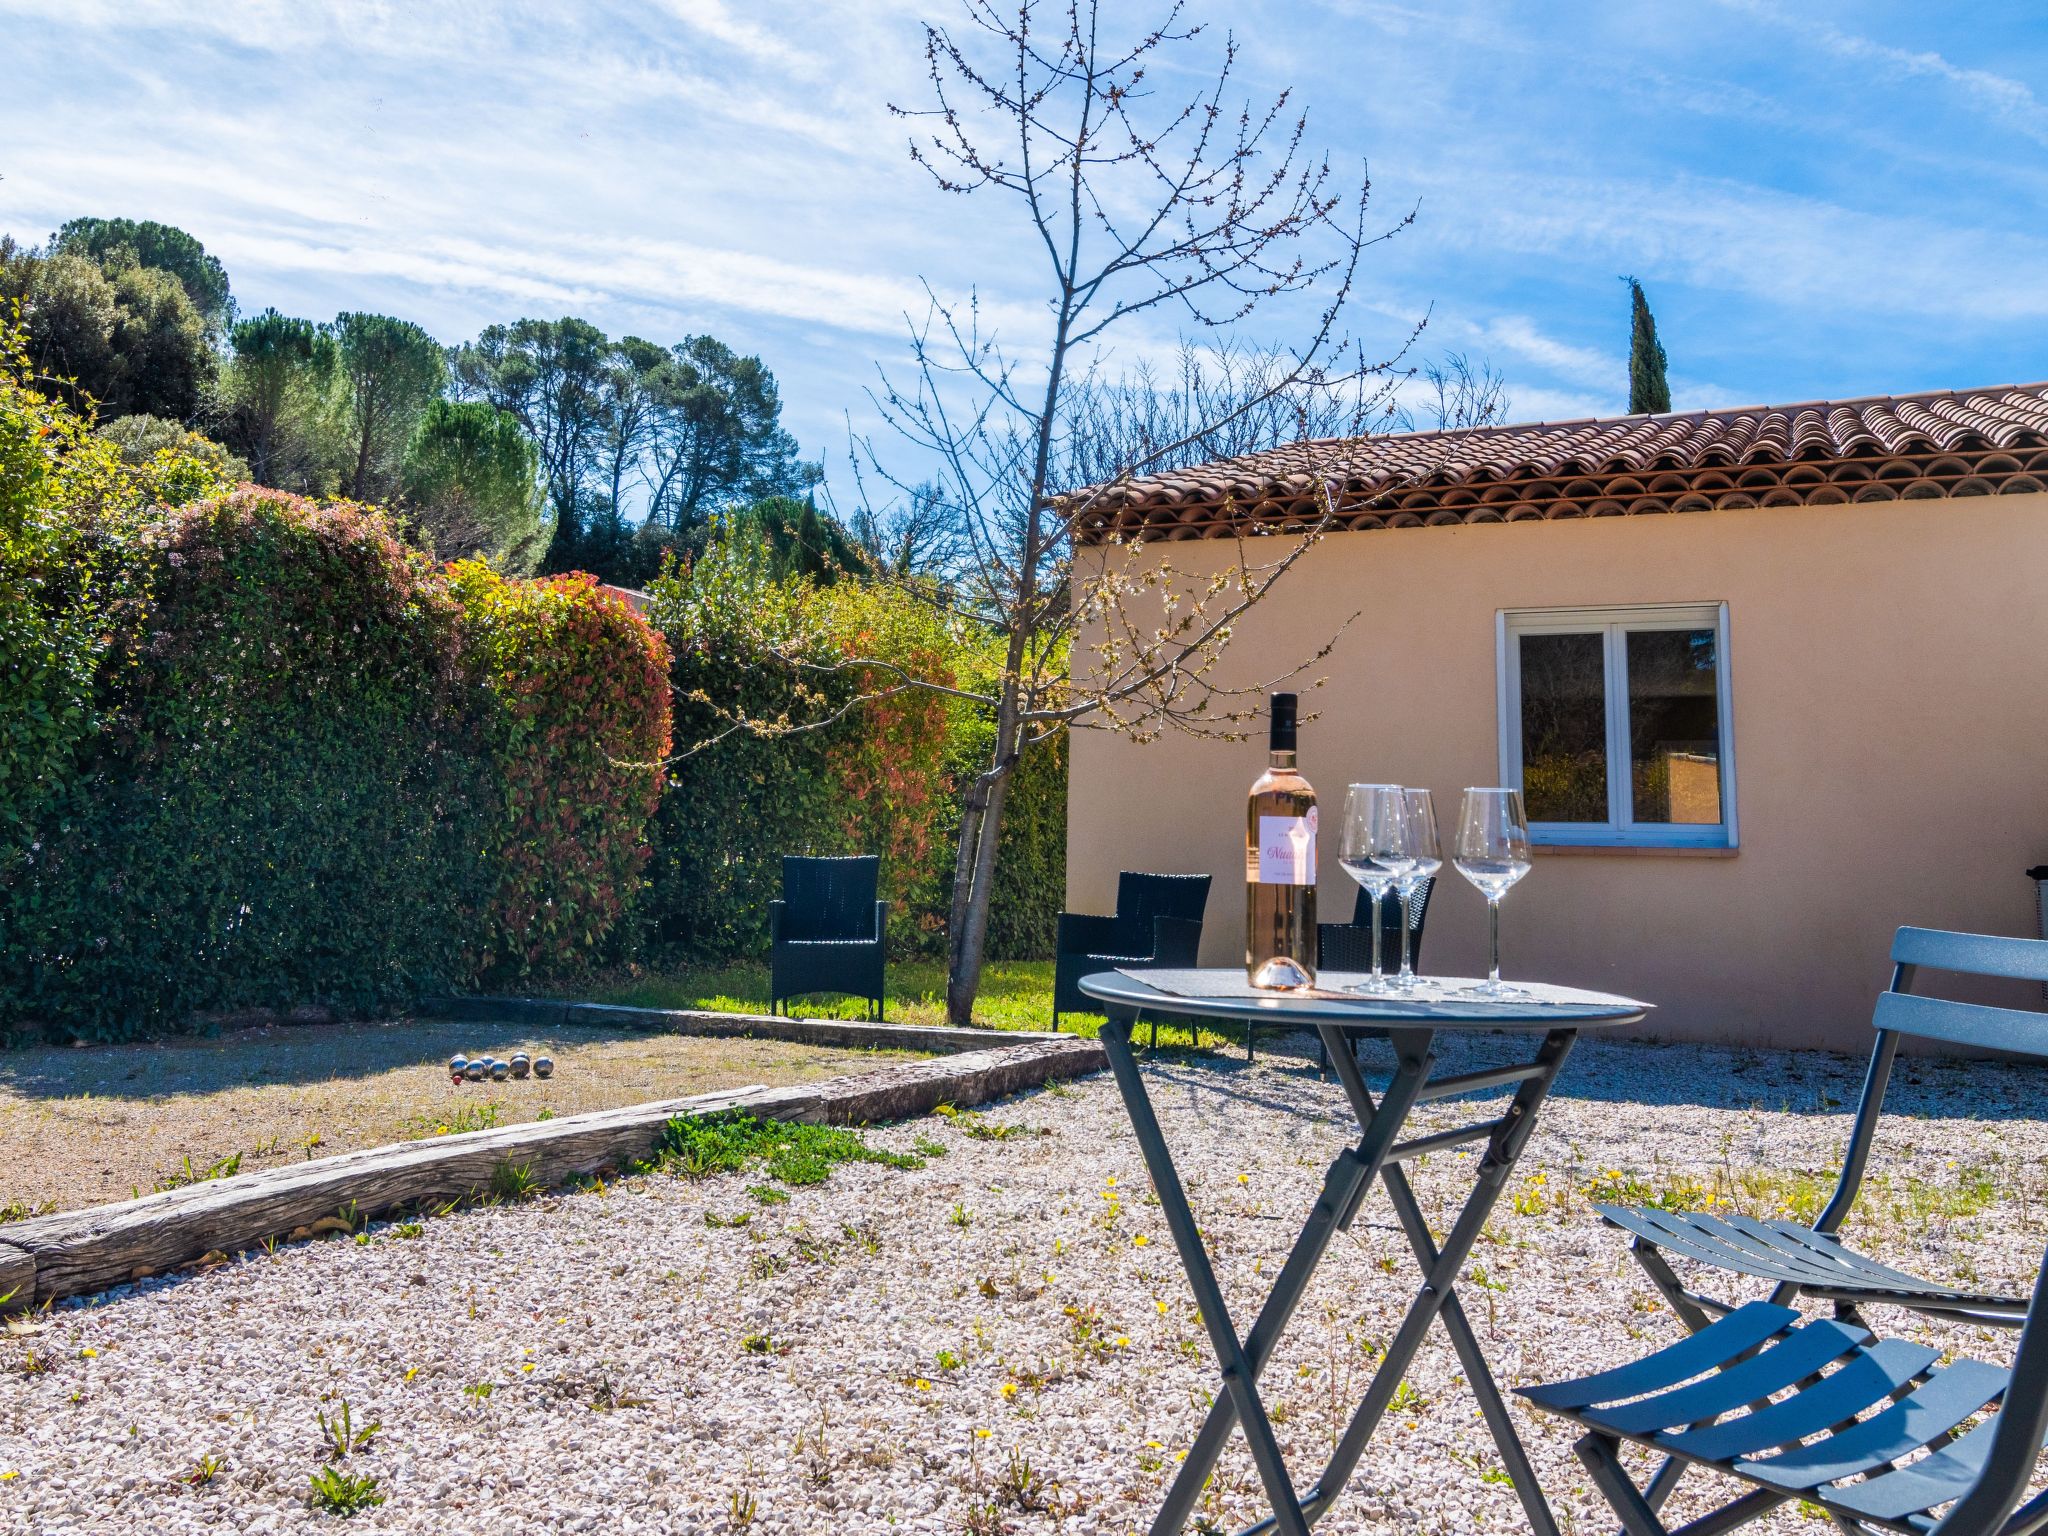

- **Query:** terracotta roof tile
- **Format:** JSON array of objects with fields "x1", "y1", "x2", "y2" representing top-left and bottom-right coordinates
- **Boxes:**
[{"x1": 1071, "y1": 382, "x2": 2048, "y2": 541}]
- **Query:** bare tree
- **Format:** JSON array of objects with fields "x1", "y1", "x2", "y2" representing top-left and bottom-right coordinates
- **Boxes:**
[
  {"x1": 741, "y1": 1, "x2": 1418, "y2": 1024},
  {"x1": 1392, "y1": 350, "x2": 1511, "y2": 433}
]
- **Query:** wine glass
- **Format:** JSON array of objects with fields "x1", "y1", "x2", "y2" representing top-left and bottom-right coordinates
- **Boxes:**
[
  {"x1": 1393, "y1": 788, "x2": 1440, "y2": 992},
  {"x1": 1338, "y1": 785, "x2": 1405, "y2": 994},
  {"x1": 1453, "y1": 787, "x2": 1533, "y2": 998}
]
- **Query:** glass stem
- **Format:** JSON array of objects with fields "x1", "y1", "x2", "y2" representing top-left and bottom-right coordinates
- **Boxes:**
[
  {"x1": 1369, "y1": 891, "x2": 1384, "y2": 981},
  {"x1": 1488, "y1": 896, "x2": 1502, "y2": 987},
  {"x1": 1397, "y1": 888, "x2": 1414, "y2": 981}
]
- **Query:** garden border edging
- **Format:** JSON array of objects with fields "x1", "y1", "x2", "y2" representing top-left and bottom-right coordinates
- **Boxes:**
[{"x1": 0, "y1": 1034, "x2": 1103, "y2": 1310}]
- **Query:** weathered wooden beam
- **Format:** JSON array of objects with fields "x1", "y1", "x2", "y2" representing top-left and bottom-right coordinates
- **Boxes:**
[{"x1": 0, "y1": 1036, "x2": 1103, "y2": 1310}]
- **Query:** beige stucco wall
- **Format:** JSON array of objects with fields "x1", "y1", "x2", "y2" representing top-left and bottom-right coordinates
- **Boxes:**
[{"x1": 1067, "y1": 493, "x2": 2048, "y2": 1052}]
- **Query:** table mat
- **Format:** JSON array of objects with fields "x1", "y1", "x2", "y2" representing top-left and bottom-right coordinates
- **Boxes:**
[{"x1": 1119, "y1": 968, "x2": 1648, "y2": 1014}]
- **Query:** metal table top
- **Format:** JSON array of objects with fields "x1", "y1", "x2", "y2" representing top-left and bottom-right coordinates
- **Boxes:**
[{"x1": 1079, "y1": 967, "x2": 1651, "y2": 1032}]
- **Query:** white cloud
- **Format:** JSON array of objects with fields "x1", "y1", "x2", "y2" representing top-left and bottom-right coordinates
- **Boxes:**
[{"x1": 1713, "y1": 0, "x2": 2048, "y2": 147}]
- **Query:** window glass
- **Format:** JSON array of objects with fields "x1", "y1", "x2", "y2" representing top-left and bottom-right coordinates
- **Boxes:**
[
  {"x1": 1518, "y1": 631, "x2": 1608, "y2": 822},
  {"x1": 1627, "y1": 628, "x2": 1722, "y2": 824}
]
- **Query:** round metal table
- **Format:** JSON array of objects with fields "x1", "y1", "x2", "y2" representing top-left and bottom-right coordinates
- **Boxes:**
[{"x1": 1079, "y1": 967, "x2": 1650, "y2": 1536}]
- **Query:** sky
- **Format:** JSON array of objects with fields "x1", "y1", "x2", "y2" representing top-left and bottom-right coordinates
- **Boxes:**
[{"x1": 4, "y1": 0, "x2": 2046, "y2": 498}]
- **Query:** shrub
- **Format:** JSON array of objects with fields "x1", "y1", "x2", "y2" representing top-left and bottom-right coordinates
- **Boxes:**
[
  {"x1": 643, "y1": 535, "x2": 847, "y2": 961},
  {"x1": 642, "y1": 531, "x2": 956, "y2": 961},
  {"x1": 0, "y1": 318, "x2": 238, "y2": 839},
  {"x1": 449, "y1": 563, "x2": 671, "y2": 981},
  {"x1": 4, "y1": 486, "x2": 484, "y2": 1039}
]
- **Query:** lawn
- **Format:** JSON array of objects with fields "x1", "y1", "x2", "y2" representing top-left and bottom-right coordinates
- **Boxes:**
[{"x1": 583, "y1": 957, "x2": 1228, "y2": 1051}]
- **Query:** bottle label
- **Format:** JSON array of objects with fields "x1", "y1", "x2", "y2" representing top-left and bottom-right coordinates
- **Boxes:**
[{"x1": 1256, "y1": 809, "x2": 1317, "y2": 884}]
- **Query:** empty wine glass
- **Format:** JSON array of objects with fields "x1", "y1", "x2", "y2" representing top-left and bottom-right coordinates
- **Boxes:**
[
  {"x1": 1338, "y1": 784, "x2": 1405, "y2": 995},
  {"x1": 1393, "y1": 788, "x2": 1440, "y2": 992},
  {"x1": 1454, "y1": 787, "x2": 1533, "y2": 998}
]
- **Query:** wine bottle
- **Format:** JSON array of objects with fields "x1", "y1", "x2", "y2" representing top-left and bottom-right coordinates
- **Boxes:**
[{"x1": 1245, "y1": 691, "x2": 1318, "y2": 989}]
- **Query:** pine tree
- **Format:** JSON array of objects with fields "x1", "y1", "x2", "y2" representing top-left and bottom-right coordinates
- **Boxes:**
[{"x1": 1624, "y1": 276, "x2": 1671, "y2": 415}]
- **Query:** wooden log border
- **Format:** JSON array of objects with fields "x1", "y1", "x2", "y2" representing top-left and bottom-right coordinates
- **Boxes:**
[
  {"x1": 416, "y1": 994, "x2": 1071, "y2": 1056},
  {"x1": 0, "y1": 1035, "x2": 1104, "y2": 1311}
]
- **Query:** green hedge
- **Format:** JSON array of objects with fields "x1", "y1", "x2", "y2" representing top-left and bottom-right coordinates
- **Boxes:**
[
  {"x1": 450, "y1": 563, "x2": 672, "y2": 981},
  {"x1": 3, "y1": 487, "x2": 489, "y2": 1038},
  {"x1": 0, "y1": 324, "x2": 677, "y2": 1040},
  {"x1": 641, "y1": 531, "x2": 1067, "y2": 966},
  {"x1": 640, "y1": 533, "x2": 955, "y2": 962},
  {"x1": 0, "y1": 325, "x2": 1070, "y2": 1035}
]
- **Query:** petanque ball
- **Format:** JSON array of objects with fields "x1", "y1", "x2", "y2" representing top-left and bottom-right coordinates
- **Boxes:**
[
  {"x1": 533, "y1": 1055, "x2": 554, "y2": 1079},
  {"x1": 490, "y1": 1060, "x2": 510, "y2": 1082},
  {"x1": 449, "y1": 1055, "x2": 468, "y2": 1074},
  {"x1": 464, "y1": 1060, "x2": 487, "y2": 1082},
  {"x1": 510, "y1": 1053, "x2": 531, "y2": 1080}
]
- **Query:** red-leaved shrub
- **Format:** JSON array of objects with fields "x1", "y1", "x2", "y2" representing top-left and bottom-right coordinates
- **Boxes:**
[{"x1": 449, "y1": 563, "x2": 672, "y2": 979}]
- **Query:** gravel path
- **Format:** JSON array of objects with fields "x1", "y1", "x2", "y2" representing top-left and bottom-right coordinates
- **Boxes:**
[{"x1": 2, "y1": 1030, "x2": 2042, "y2": 1535}]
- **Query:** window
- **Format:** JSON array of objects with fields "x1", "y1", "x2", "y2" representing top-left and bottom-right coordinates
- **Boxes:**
[{"x1": 1497, "y1": 604, "x2": 1735, "y2": 848}]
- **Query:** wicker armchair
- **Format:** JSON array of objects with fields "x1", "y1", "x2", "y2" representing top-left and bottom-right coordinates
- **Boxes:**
[
  {"x1": 1316, "y1": 876, "x2": 1434, "y2": 973},
  {"x1": 1052, "y1": 871, "x2": 1212, "y2": 1033},
  {"x1": 1312, "y1": 877, "x2": 1435, "y2": 1075},
  {"x1": 769, "y1": 856, "x2": 888, "y2": 1021}
]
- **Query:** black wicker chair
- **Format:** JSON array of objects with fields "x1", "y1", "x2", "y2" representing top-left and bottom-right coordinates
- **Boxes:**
[
  {"x1": 769, "y1": 855, "x2": 887, "y2": 1021},
  {"x1": 1052, "y1": 872, "x2": 1211, "y2": 1036},
  {"x1": 1312, "y1": 876, "x2": 1434, "y2": 1076}
]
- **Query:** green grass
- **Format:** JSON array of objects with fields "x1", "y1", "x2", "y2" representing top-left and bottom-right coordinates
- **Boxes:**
[
  {"x1": 586, "y1": 957, "x2": 1222, "y2": 1050},
  {"x1": 655, "y1": 1109, "x2": 924, "y2": 1185}
]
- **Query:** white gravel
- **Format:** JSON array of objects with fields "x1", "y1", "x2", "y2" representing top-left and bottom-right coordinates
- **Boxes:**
[{"x1": 2, "y1": 1029, "x2": 2042, "y2": 1536}]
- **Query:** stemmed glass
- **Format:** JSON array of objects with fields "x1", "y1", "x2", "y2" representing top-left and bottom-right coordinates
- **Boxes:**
[
  {"x1": 1453, "y1": 788, "x2": 1533, "y2": 998},
  {"x1": 1393, "y1": 788, "x2": 1440, "y2": 992},
  {"x1": 1338, "y1": 785, "x2": 1406, "y2": 995}
]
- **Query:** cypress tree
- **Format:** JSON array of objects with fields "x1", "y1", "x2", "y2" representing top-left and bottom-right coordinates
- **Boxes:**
[{"x1": 1624, "y1": 276, "x2": 1671, "y2": 415}]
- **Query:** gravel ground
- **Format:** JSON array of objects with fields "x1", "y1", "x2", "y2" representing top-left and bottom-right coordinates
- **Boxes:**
[
  {"x1": 0, "y1": 1019, "x2": 924, "y2": 1212},
  {"x1": 1, "y1": 1029, "x2": 2042, "y2": 1535}
]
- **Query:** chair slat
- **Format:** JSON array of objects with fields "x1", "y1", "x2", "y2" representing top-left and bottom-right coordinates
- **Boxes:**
[
  {"x1": 1738, "y1": 1358, "x2": 2007, "y2": 1491},
  {"x1": 1598, "y1": 1206, "x2": 1850, "y2": 1288},
  {"x1": 1658, "y1": 1338, "x2": 1940, "y2": 1461},
  {"x1": 1892, "y1": 926, "x2": 2048, "y2": 985},
  {"x1": 1823, "y1": 1415, "x2": 2000, "y2": 1523},
  {"x1": 1675, "y1": 1212, "x2": 1875, "y2": 1285},
  {"x1": 1519, "y1": 1302, "x2": 1800, "y2": 1412},
  {"x1": 1874, "y1": 991, "x2": 2048, "y2": 1059},
  {"x1": 1755, "y1": 1220, "x2": 1970, "y2": 1294},
  {"x1": 1586, "y1": 1320, "x2": 1870, "y2": 1436}
]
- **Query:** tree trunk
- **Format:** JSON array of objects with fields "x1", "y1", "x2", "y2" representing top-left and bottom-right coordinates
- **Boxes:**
[{"x1": 944, "y1": 691, "x2": 1023, "y2": 1026}]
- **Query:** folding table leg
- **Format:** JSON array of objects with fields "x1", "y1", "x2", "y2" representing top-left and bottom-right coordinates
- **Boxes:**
[
  {"x1": 1098, "y1": 1020, "x2": 1315, "y2": 1536},
  {"x1": 1237, "y1": 1030, "x2": 1575, "y2": 1536},
  {"x1": 1145, "y1": 1025, "x2": 1438, "y2": 1536}
]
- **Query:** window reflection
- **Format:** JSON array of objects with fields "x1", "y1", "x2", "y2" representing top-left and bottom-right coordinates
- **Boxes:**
[
  {"x1": 1627, "y1": 628, "x2": 1721, "y2": 824},
  {"x1": 1519, "y1": 631, "x2": 1607, "y2": 822}
]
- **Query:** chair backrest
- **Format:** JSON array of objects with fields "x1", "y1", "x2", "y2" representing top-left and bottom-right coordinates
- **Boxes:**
[
  {"x1": 1876, "y1": 927, "x2": 2048, "y2": 1059},
  {"x1": 1346, "y1": 876, "x2": 1434, "y2": 935},
  {"x1": 780, "y1": 855, "x2": 880, "y2": 940},
  {"x1": 1820, "y1": 927, "x2": 2048, "y2": 1235},
  {"x1": 1115, "y1": 872, "x2": 1211, "y2": 945}
]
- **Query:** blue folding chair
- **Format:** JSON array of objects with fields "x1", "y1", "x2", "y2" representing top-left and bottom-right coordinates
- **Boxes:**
[
  {"x1": 1521, "y1": 1246, "x2": 2048, "y2": 1535},
  {"x1": 1601, "y1": 927, "x2": 2048, "y2": 1336}
]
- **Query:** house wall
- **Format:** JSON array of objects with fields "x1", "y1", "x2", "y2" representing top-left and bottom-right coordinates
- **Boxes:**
[{"x1": 1066, "y1": 492, "x2": 2048, "y2": 1052}]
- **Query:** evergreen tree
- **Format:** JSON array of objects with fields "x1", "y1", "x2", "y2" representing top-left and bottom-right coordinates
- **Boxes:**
[{"x1": 1625, "y1": 276, "x2": 1671, "y2": 414}]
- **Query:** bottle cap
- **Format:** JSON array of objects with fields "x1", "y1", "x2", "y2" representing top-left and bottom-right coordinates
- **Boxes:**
[{"x1": 1269, "y1": 692, "x2": 1298, "y2": 752}]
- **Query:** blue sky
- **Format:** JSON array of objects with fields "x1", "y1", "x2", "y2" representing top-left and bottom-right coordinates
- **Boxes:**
[{"x1": 4, "y1": 0, "x2": 2045, "y2": 493}]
